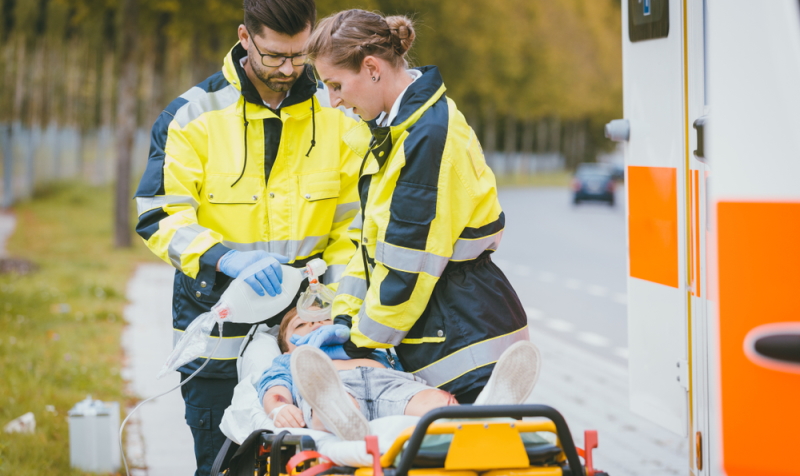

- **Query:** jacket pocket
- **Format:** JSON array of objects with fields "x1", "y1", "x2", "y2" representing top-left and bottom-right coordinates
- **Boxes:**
[
  {"x1": 204, "y1": 174, "x2": 262, "y2": 204},
  {"x1": 389, "y1": 181, "x2": 437, "y2": 225},
  {"x1": 401, "y1": 291, "x2": 448, "y2": 345},
  {"x1": 299, "y1": 170, "x2": 340, "y2": 202},
  {"x1": 185, "y1": 403, "x2": 211, "y2": 430}
]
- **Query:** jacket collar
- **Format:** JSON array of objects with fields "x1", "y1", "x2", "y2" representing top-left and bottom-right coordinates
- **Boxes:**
[
  {"x1": 352, "y1": 66, "x2": 446, "y2": 175},
  {"x1": 391, "y1": 65, "x2": 446, "y2": 129},
  {"x1": 223, "y1": 43, "x2": 318, "y2": 117}
]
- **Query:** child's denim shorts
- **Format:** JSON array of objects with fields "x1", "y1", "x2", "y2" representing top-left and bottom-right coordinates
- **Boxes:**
[{"x1": 298, "y1": 366, "x2": 432, "y2": 422}]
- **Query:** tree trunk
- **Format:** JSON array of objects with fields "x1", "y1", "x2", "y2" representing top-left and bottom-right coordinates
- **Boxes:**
[
  {"x1": 503, "y1": 115, "x2": 518, "y2": 174},
  {"x1": 12, "y1": 36, "x2": 27, "y2": 125},
  {"x1": 536, "y1": 118, "x2": 548, "y2": 153},
  {"x1": 114, "y1": 0, "x2": 138, "y2": 248},
  {"x1": 521, "y1": 118, "x2": 534, "y2": 174},
  {"x1": 551, "y1": 117, "x2": 561, "y2": 168}
]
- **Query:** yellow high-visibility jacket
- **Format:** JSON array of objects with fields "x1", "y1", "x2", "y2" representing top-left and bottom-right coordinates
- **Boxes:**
[
  {"x1": 332, "y1": 66, "x2": 529, "y2": 397},
  {"x1": 134, "y1": 43, "x2": 361, "y2": 378}
]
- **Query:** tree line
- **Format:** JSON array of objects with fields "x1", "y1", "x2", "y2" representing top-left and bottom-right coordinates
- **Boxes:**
[
  {"x1": 0, "y1": 0, "x2": 621, "y2": 244},
  {"x1": 0, "y1": 0, "x2": 621, "y2": 154}
]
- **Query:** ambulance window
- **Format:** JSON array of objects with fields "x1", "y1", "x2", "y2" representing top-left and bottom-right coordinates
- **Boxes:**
[{"x1": 628, "y1": 0, "x2": 670, "y2": 42}]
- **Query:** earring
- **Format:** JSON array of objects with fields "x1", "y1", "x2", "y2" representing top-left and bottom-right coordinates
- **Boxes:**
[{"x1": 372, "y1": 76, "x2": 380, "y2": 82}]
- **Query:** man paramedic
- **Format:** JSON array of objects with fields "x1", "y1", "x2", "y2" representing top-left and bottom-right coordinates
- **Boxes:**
[{"x1": 133, "y1": 0, "x2": 360, "y2": 472}]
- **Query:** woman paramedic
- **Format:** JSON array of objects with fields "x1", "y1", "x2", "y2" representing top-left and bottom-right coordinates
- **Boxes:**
[{"x1": 299, "y1": 9, "x2": 531, "y2": 403}]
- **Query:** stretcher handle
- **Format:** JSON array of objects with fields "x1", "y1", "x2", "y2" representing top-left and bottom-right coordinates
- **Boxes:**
[{"x1": 392, "y1": 404, "x2": 585, "y2": 476}]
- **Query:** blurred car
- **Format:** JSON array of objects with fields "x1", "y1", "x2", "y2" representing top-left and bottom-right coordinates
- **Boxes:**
[{"x1": 571, "y1": 164, "x2": 616, "y2": 206}]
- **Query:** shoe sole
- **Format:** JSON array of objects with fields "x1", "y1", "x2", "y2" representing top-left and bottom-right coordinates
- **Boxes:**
[
  {"x1": 291, "y1": 346, "x2": 370, "y2": 441},
  {"x1": 480, "y1": 340, "x2": 541, "y2": 405}
]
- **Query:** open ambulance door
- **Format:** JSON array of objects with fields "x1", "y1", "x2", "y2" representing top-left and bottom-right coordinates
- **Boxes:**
[
  {"x1": 618, "y1": 0, "x2": 711, "y2": 456},
  {"x1": 707, "y1": 1, "x2": 800, "y2": 476}
]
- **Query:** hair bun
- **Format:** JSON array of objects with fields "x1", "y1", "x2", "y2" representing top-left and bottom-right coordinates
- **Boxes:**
[{"x1": 385, "y1": 15, "x2": 416, "y2": 56}]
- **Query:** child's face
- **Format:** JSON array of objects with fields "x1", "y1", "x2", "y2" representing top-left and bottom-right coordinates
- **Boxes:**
[{"x1": 284, "y1": 315, "x2": 332, "y2": 353}]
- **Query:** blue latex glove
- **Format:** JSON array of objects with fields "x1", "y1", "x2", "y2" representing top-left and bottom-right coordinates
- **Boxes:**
[
  {"x1": 218, "y1": 250, "x2": 288, "y2": 297},
  {"x1": 290, "y1": 325, "x2": 352, "y2": 360}
]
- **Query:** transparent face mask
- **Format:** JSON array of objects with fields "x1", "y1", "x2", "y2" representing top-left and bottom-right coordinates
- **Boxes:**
[{"x1": 296, "y1": 263, "x2": 335, "y2": 322}]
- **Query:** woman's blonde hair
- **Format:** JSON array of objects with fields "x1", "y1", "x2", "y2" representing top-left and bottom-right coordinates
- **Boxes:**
[{"x1": 305, "y1": 9, "x2": 416, "y2": 72}]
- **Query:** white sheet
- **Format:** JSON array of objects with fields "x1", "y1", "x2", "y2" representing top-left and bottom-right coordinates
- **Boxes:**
[{"x1": 221, "y1": 326, "x2": 420, "y2": 467}]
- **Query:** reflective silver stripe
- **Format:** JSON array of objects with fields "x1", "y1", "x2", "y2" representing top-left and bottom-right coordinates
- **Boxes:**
[
  {"x1": 168, "y1": 224, "x2": 207, "y2": 270},
  {"x1": 136, "y1": 195, "x2": 199, "y2": 216},
  {"x1": 222, "y1": 235, "x2": 328, "y2": 260},
  {"x1": 375, "y1": 231, "x2": 502, "y2": 275},
  {"x1": 374, "y1": 241, "x2": 449, "y2": 277},
  {"x1": 451, "y1": 231, "x2": 503, "y2": 261},
  {"x1": 348, "y1": 214, "x2": 363, "y2": 231},
  {"x1": 413, "y1": 326, "x2": 530, "y2": 388},
  {"x1": 357, "y1": 307, "x2": 408, "y2": 345},
  {"x1": 174, "y1": 84, "x2": 241, "y2": 128},
  {"x1": 323, "y1": 264, "x2": 347, "y2": 285},
  {"x1": 335, "y1": 275, "x2": 367, "y2": 301},
  {"x1": 334, "y1": 202, "x2": 360, "y2": 223},
  {"x1": 173, "y1": 329, "x2": 244, "y2": 360}
]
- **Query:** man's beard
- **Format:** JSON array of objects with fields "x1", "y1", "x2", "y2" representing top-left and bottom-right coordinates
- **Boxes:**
[{"x1": 254, "y1": 66, "x2": 298, "y2": 93}]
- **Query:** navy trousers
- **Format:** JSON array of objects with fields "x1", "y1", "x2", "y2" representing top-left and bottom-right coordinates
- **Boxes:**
[{"x1": 180, "y1": 373, "x2": 238, "y2": 476}]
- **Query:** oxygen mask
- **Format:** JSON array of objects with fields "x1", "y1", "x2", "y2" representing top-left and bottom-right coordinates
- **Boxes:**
[{"x1": 296, "y1": 261, "x2": 335, "y2": 322}]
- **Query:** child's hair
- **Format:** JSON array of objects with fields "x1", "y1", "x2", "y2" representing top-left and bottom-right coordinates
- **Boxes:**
[
  {"x1": 305, "y1": 9, "x2": 416, "y2": 72},
  {"x1": 277, "y1": 308, "x2": 299, "y2": 353}
]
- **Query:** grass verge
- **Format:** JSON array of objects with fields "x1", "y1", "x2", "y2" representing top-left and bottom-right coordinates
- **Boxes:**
[
  {"x1": 495, "y1": 171, "x2": 572, "y2": 188},
  {"x1": 0, "y1": 182, "x2": 156, "y2": 475}
]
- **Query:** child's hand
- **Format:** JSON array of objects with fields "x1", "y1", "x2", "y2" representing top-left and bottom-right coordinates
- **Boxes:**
[{"x1": 271, "y1": 404, "x2": 306, "y2": 428}]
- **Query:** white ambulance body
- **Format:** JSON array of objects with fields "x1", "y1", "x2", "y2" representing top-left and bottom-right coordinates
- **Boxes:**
[{"x1": 613, "y1": 0, "x2": 800, "y2": 475}]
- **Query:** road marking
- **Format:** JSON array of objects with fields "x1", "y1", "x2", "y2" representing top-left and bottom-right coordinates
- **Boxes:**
[
  {"x1": 538, "y1": 271, "x2": 556, "y2": 283},
  {"x1": 564, "y1": 278, "x2": 582, "y2": 290},
  {"x1": 524, "y1": 307, "x2": 544, "y2": 320},
  {"x1": 513, "y1": 265, "x2": 531, "y2": 277},
  {"x1": 613, "y1": 347, "x2": 629, "y2": 359},
  {"x1": 587, "y1": 284, "x2": 608, "y2": 297},
  {"x1": 577, "y1": 332, "x2": 610, "y2": 347},
  {"x1": 613, "y1": 292, "x2": 628, "y2": 305},
  {"x1": 544, "y1": 318, "x2": 575, "y2": 333}
]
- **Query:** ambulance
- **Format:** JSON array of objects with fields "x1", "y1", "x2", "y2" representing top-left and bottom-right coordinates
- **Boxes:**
[{"x1": 606, "y1": 0, "x2": 800, "y2": 475}]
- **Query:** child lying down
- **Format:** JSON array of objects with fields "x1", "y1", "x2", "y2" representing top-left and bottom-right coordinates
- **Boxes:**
[{"x1": 256, "y1": 309, "x2": 541, "y2": 441}]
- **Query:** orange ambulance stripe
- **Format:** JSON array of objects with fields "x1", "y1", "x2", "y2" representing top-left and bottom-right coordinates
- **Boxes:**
[
  {"x1": 628, "y1": 166, "x2": 679, "y2": 288},
  {"x1": 718, "y1": 201, "x2": 800, "y2": 476}
]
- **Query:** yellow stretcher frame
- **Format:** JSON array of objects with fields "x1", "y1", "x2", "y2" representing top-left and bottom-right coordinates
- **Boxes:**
[{"x1": 235, "y1": 404, "x2": 604, "y2": 476}]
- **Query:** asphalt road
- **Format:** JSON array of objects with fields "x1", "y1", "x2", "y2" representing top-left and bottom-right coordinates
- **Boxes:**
[{"x1": 493, "y1": 186, "x2": 629, "y2": 365}]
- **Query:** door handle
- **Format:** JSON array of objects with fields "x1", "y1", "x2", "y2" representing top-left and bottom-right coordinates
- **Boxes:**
[
  {"x1": 744, "y1": 323, "x2": 800, "y2": 373},
  {"x1": 754, "y1": 334, "x2": 800, "y2": 364},
  {"x1": 693, "y1": 116, "x2": 708, "y2": 163}
]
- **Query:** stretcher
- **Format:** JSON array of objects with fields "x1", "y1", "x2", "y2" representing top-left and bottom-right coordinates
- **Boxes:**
[{"x1": 216, "y1": 404, "x2": 607, "y2": 476}]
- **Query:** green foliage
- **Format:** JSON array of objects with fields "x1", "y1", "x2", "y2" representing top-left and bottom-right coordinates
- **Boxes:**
[
  {"x1": 0, "y1": 183, "x2": 156, "y2": 475},
  {"x1": 0, "y1": 0, "x2": 621, "y2": 155}
]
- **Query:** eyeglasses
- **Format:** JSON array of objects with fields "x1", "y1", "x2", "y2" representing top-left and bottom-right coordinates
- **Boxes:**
[{"x1": 248, "y1": 30, "x2": 307, "y2": 68}]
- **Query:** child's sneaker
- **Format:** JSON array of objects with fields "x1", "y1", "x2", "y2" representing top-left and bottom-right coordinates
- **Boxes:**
[
  {"x1": 291, "y1": 346, "x2": 370, "y2": 440},
  {"x1": 473, "y1": 340, "x2": 541, "y2": 405}
]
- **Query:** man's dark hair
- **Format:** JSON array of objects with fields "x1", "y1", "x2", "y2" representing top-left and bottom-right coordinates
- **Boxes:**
[{"x1": 244, "y1": 0, "x2": 316, "y2": 37}]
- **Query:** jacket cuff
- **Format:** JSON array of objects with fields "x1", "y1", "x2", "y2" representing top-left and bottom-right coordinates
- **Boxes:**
[
  {"x1": 334, "y1": 314, "x2": 353, "y2": 328},
  {"x1": 193, "y1": 243, "x2": 232, "y2": 294},
  {"x1": 343, "y1": 338, "x2": 374, "y2": 359}
]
